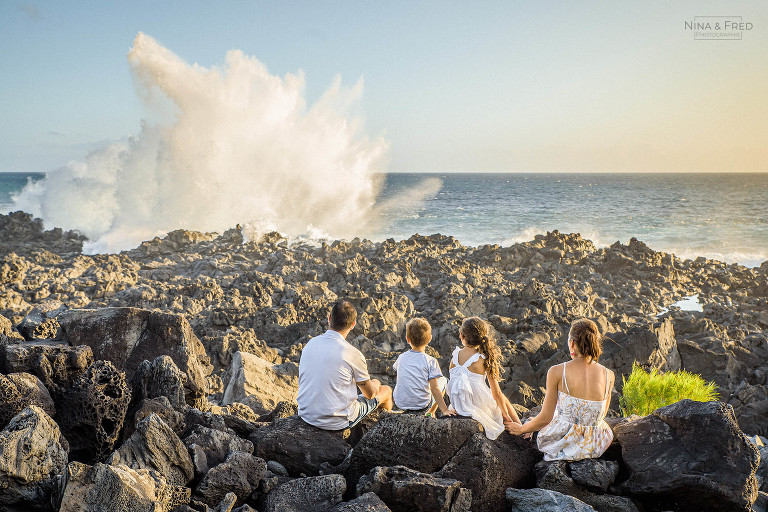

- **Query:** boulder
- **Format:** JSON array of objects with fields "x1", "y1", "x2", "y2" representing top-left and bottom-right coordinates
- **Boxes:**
[
  {"x1": 758, "y1": 445, "x2": 767, "y2": 493},
  {"x1": 222, "y1": 351, "x2": 298, "y2": 415},
  {"x1": 0, "y1": 372, "x2": 55, "y2": 430},
  {"x1": 252, "y1": 415, "x2": 351, "y2": 476},
  {"x1": 131, "y1": 355, "x2": 187, "y2": 409},
  {"x1": 437, "y1": 432, "x2": 541, "y2": 512},
  {"x1": 601, "y1": 318, "x2": 680, "y2": 381},
  {"x1": 0, "y1": 313, "x2": 23, "y2": 343},
  {"x1": 108, "y1": 413, "x2": 194, "y2": 486},
  {"x1": 569, "y1": 458, "x2": 620, "y2": 492},
  {"x1": 57, "y1": 461, "x2": 191, "y2": 512},
  {"x1": 345, "y1": 415, "x2": 482, "y2": 493},
  {"x1": 194, "y1": 450, "x2": 266, "y2": 506},
  {"x1": 329, "y1": 492, "x2": 392, "y2": 511},
  {"x1": 124, "y1": 396, "x2": 185, "y2": 440},
  {"x1": 58, "y1": 307, "x2": 213, "y2": 406},
  {"x1": 261, "y1": 474, "x2": 346, "y2": 512},
  {"x1": 614, "y1": 399, "x2": 760, "y2": 511},
  {"x1": 535, "y1": 460, "x2": 639, "y2": 512},
  {"x1": 3, "y1": 340, "x2": 92, "y2": 397},
  {"x1": 16, "y1": 300, "x2": 67, "y2": 340},
  {"x1": 356, "y1": 465, "x2": 471, "y2": 512},
  {"x1": 257, "y1": 399, "x2": 298, "y2": 422},
  {"x1": 57, "y1": 360, "x2": 132, "y2": 463},
  {"x1": 728, "y1": 383, "x2": 768, "y2": 437},
  {"x1": 184, "y1": 425, "x2": 254, "y2": 478},
  {"x1": 506, "y1": 488, "x2": 597, "y2": 512},
  {"x1": 0, "y1": 405, "x2": 68, "y2": 506}
]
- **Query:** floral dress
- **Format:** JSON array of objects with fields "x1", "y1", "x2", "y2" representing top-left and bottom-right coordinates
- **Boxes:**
[
  {"x1": 447, "y1": 347, "x2": 505, "y2": 440},
  {"x1": 537, "y1": 363, "x2": 614, "y2": 461}
]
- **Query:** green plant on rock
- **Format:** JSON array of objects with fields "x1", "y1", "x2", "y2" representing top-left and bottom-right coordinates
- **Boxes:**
[{"x1": 619, "y1": 363, "x2": 718, "y2": 417}]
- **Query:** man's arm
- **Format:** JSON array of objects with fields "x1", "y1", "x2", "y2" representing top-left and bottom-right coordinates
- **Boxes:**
[{"x1": 357, "y1": 379, "x2": 380, "y2": 399}]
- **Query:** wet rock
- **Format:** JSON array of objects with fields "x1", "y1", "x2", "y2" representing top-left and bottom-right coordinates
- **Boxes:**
[
  {"x1": 252, "y1": 415, "x2": 351, "y2": 476},
  {"x1": 57, "y1": 360, "x2": 132, "y2": 463},
  {"x1": 535, "y1": 460, "x2": 639, "y2": 512},
  {"x1": 568, "y1": 458, "x2": 620, "y2": 492},
  {"x1": 329, "y1": 492, "x2": 391, "y2": 511},
  {"x1": 614, "y1": 399, "x2": 760, "y2": 511},
  {"x1": 131, "y1": 355, "x2": 187, "y2": 409},
  {"x1": 437, "y1": 432, "x2": 541, "y2": 512},
  {"x1": 506, "y1": 488, "x2": 597, "y2": 512},
  {"x1": 2, "y1": 340, "x2": 92, "y2": 397},
  {"x1": 356, "y1": 465, "x2": 471, "y2": 512},
  {"x1": 345, "y1": 415, "x2": 482, "y2": 494},
  {"x1": 221, "y1": 350, "x2": 298, "y2": 415},
  {"x1": 261, "y1": 474, "x2": 346, "y2": 512},
  {"x1": 57, "y1": 461, "x2": 191, "y2": 512},
  {"x1": 58, "y1": 307, "x2": 213, "y2": 406},
  {"x1": 108, "y1": 413, "x2": 194, "y2": 486},
  {"x1": 194, "y1": 451, "x2": 266, "y2": 506},
  {"x1": 0, "y1": 211, "x2": 86, "y2": 257},
  {"x1": 0, "y1": 405, "x2": 68, "y2": 506},
  {"x1": 0, "y1": 372, "x2": 55, "y2": 430}
]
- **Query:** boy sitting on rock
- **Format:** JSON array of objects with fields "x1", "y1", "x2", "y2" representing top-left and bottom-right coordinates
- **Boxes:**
[
  {"x1": 298, "y1": 300, "x2": 393, "y2": 429},
  {"x1": 393, "y1": 317, "x2": 455, "y2": 417}
]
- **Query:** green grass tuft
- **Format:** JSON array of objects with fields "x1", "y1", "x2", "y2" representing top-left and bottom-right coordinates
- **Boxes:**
[{"x1": 619, "y1": 363, "x2": 719, "y2": 417}]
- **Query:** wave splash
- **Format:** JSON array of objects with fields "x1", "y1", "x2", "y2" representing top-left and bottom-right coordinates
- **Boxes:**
[{"x1": 13, "y1": 33, "x2": 391, "y2": 253}]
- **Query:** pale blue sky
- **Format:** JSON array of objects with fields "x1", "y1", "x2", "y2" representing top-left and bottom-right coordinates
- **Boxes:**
[{"x1": 1, "y1": 1, "x2": 767, "y2": 173}]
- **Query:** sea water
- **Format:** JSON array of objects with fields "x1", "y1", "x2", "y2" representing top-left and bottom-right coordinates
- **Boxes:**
[{"x1": 2, "y1": 171, "x2": 767, "y2": 267}]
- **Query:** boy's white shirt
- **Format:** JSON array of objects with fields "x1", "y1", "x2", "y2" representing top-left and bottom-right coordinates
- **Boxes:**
[
  {"x1": 393, "y1": 349, "x2": 444, "y2": 410},
  {"x1": 297, "y1": 329, "x2": 370, "y2": 429}
]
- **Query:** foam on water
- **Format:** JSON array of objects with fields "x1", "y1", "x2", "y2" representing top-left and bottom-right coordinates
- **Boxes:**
[{"x1": 11, "y1": 33, "x2": 400, "y2": 253}]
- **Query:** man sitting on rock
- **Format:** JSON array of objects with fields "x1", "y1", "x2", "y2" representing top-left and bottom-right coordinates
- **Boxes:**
[{"x1": 298, "y1": 300, "x2": 393, "y2": 429}]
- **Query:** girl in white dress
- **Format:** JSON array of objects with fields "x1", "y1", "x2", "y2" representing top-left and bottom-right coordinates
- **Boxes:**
[
  {"x1": 506, "y1": 318, "x2": 615, "y2": 460},
  {"x1": 447, "y1": 317, "x2": 521, "y2": 439}
]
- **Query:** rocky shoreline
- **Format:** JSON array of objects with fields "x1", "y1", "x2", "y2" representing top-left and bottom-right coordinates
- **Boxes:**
[{"x1": 0, "y1": 210, "x2": 766, "y2": 511}]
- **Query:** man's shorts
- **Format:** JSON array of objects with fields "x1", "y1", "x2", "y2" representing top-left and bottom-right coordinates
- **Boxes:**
[{"x1": 349, "y1": 396, "x2": 380, "y2": 427}]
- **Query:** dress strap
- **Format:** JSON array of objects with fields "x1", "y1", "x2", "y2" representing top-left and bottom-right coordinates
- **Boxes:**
[
  {"x1": 562, "y1": 363, "x2": 570, "y2": 395},
  {"x1": 451, "y1": 347, "x2": 461, "y2": 366},
  {"x1": 461, "y1": 352, "x2": 482, "y2": 368},
  {"x1": 603, "y1": 368, "x2": 611, "y2": 401}
]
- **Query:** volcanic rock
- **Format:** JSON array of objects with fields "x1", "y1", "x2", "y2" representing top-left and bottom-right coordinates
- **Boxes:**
[
  {"x1": 221, "y1": 350, "x2": 298, "y2": 415},
  {"x1": 261, "y1": 474, "x2": 346, "y2": 512},
  {"x1": 356, "y1": 465, "x2": 471, "y2": 512},
  {"x1": 506, "y1": 488, "x2": 597, "y2": 512},
  {"x1": 0, "y1": 372, "x2": 55, "y2": 430},
  {"x1": 614, "y1": 399, "x2": 760, "y2": 511},
  {"x1": 329, "y1": 492, "x2": 392, "y2": 511},
  {"x1": 194, "y1": 450, "x2": 266, "y2": 506}
]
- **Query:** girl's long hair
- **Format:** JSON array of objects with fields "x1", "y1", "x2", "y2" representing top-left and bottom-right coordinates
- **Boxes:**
[{"x1": 460, "y1": 316, "x2": 502, "y2": 381}]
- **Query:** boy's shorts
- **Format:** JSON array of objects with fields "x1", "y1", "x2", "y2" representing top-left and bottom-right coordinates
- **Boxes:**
[{"x1": 349, "y1": 396, "x2": 380, "y2": 427}]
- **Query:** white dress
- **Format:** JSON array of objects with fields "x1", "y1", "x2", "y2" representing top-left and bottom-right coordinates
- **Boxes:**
[
  {"x1": 447, "y1": 347, "x2": 505, "y2": 440},
  {"x1": 536, "y1": 363, "x2": 614, "y2": 461}
]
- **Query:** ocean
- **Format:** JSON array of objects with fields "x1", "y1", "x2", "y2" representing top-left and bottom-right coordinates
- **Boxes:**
[{"x1": 2, "y1": 172, "x2": 767, "y2": 267}]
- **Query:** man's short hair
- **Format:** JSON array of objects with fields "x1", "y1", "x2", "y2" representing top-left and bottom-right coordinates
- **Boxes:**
[
  {"x1": 406, "y1": 317, "x2": 432, "y2": 347},
  {"x1": 329, "y1": 300, "x2": 357, "y2": 331}
]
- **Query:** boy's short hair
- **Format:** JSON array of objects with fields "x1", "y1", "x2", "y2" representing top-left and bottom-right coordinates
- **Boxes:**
[
  {"x1": 329, "y1": 300, "x2": 357, "y2": 331},
  {"x1": 406, "y1": 317, "x2": 432, "y2": 347}
]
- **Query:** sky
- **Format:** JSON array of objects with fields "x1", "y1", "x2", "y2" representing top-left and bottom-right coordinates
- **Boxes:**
[{"x1": 1, "y1": 1, "x2": 767, "y2": 174}]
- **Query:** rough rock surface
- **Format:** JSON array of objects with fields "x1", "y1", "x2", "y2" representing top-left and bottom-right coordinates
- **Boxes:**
[
  {"x1": 57, "y1": 461, "x2": 191, "y2": 512},
  {"x1": 0, "y1": 372, "x2": 55, "y2": 430},
  {"x1": 58, "y1": 307, "x2": 213, "y2": 406},
  {"x1": 506, "y1": 488, "x2": 597, "y2": 512},
  {"x1": 252, "y1": 415, "x2": 351, "y2": 476},
  {"x1": 535, "y1": 460, "x2": 639, "y2": 512},
  {"x1": 194, "y1": 450, "x2": 266, "y2": 506},
  {"x1": 356, "y1": 465, "x2": 471, "y2": 512},
  {"x1": 222, "y1": 350, "x2": 298, "y2": 415},
  {"x1": 437, "y1": 432, "x2": 541, "y2": 512},
  {"x1": 345, "y1": 414, "x2": 482, "y2": 492},
  {"x1": 108, "y1": 413, "x2": 194, "y2": 486},
  {"x1": 184, "y1": 425, "x2": 254, "y2": 478},
  {"x1": 57, "y1": 360, "x2": 132, "y2": 463},
  {"x1": 568, "y1": 458, "x2": 620, "y2": 492},
  {"x1": 329, "y1": 492, "x2": 392, "y2": 512},
  {"x1": 614, "y1": 399, "x2": 760, "y2": 511},
  {"x1": 2, "y1": 340, "x2": 92, "y2": 398},
  {"x1": 131, "y1": 355, "x2": 187, "y2": 409},
  {"x1": 0, "y1": 405, "x2": 68, "y2": 506},
  {"x1": 261, "y1": 474, "x2": 346, "y2": 512}
]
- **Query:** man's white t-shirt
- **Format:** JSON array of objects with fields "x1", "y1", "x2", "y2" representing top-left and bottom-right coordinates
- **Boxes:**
[
  {"x1": 298, "y1": 329, "x2": 371, "y2": 429},
  {"x1": 393, "y1": 350, "x2": 444, "y2": 410}
]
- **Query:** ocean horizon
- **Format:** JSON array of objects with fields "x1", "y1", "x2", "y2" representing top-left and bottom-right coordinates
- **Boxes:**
[{"x1": 2, "y1": 171, "x2": 767, "y2": 268}]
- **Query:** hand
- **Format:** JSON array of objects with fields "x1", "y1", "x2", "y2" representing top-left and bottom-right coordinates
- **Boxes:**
[
  {"x1": 441, "y1": 408, "x2": 457, "y2": 417},
  {"x1": 505, "y1": 420, "x2": 527, "y2": 436}
]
